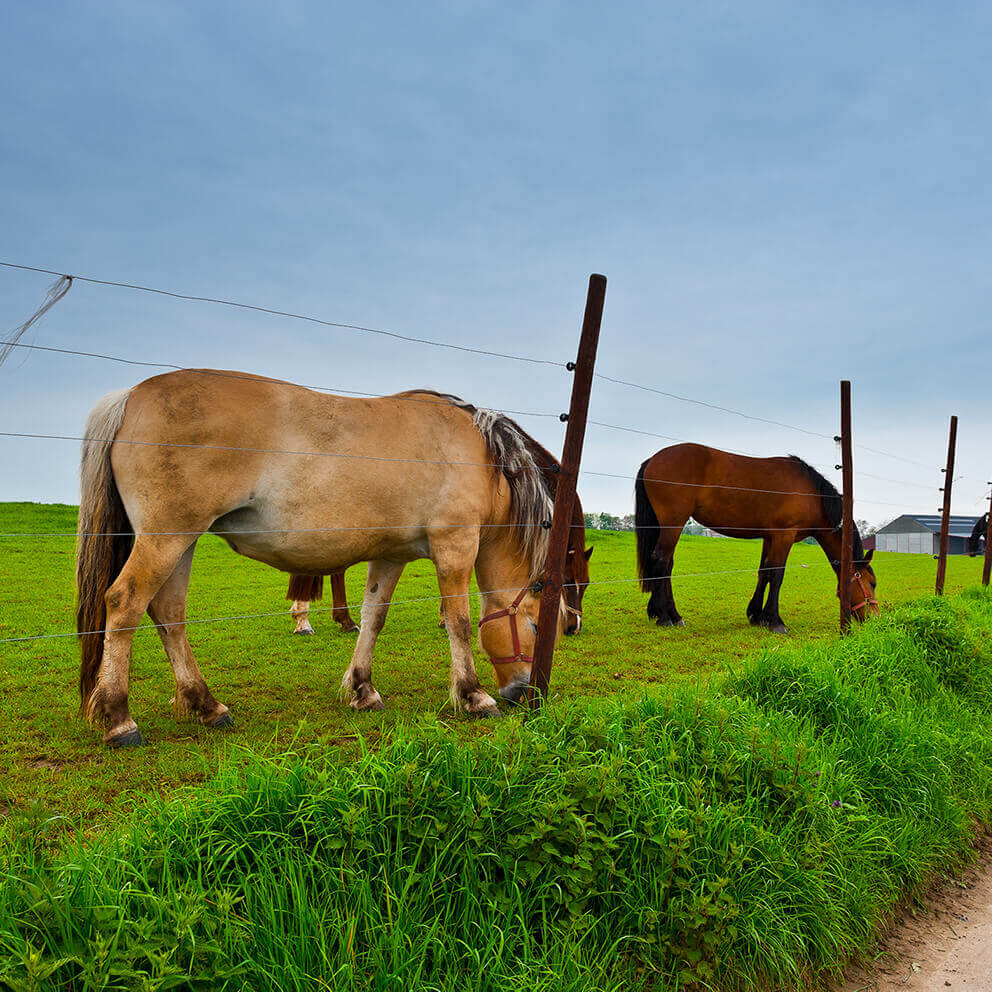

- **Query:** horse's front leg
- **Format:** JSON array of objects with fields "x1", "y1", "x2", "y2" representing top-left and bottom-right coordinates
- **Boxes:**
[
  {"x1": 341, "y1": 560, "x2": 405, "y2": 711},
  {"x1": 747, "y1": 538, "x2": 771, "y2": 625},
  {"x1": 432, "y1": 534, "x2": 498, "y2": 717}
]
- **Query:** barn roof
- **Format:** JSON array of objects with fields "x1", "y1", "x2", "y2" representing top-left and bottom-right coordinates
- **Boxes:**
[{"x1": 876, "y1": 513, "x2": 982, "y2": 538}]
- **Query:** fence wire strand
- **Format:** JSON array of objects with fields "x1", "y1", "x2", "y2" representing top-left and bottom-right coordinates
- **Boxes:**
[
  {"x1": 0, "y1": 561, "x2": 837, "y2": 646},
  {"x1": 0, "y1": 260, "x2": 563, "y2": 368}
]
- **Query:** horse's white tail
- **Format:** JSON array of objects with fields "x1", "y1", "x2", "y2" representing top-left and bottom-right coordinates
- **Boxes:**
[{"x1": 77, "y1": 388, "x2": 133, "y2": 709}]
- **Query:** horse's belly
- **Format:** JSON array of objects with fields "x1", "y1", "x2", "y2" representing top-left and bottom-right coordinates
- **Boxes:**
[{"x1": 210, "y1": 506, "x2": 431, "y2": 572}]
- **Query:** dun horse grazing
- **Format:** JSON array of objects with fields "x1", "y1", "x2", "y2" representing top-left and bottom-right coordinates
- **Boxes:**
[
  {"x1": 283, "y1": 436, "x2": 593, "y2": 636},
  {"x1": 635, "y1": 444, "x2": 878, "y2": 633},
  {"x1": 76, "y1": 372, "x2": 566, "y2": 747}
]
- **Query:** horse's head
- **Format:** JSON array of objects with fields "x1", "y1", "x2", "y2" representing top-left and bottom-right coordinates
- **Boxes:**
[
  {"x1": 479, "y1": 584, "x2": 565, "y2": 704},
  {"x1": 562, "y1": 546, "x2": 593, "y2": 635},
  {"x1": 845, "y1": 549, "x2": 879, "y2": 621}
]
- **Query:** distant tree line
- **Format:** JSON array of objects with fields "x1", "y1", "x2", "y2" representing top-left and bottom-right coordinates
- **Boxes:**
[{"x1": 584, "y1": 513, "x2": 710, "y2": 534}]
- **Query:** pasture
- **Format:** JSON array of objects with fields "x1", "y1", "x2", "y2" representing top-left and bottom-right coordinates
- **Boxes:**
[{"x1": 0, "y1": 500, "x2": 986, "y2": 834}]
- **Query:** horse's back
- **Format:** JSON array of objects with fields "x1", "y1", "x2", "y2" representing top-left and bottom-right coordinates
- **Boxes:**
[
  {"x1": 104, "y1": 370, "x2": 502, "y2": 571},
  {"x1": 640, "y1": 443, "x2": 821, "y2": 533}
]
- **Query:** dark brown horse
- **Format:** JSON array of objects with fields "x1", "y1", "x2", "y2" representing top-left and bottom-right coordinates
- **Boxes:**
[
  {"x1": 283, "y1": 408, "x2": 593, "y2": 637},
  {"x1": 634, "y1": 444, "x2": 878, "y2": 633},
  {"x1": 968, "y1": 514, "x2": 988, "y2": 557}
]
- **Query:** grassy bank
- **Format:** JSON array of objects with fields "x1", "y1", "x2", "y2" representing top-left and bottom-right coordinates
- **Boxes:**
[
  {"x1": 4, "y1": 589, "x2": 992, "y2": 990},
  {"x1": 1, "y1": 501, "x2": 987, "y2": 830}
]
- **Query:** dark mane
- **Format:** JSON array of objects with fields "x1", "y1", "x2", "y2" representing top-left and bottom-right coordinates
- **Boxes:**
[{"x1": 787, "y1": 455, "x2": 867, "y2": 563}]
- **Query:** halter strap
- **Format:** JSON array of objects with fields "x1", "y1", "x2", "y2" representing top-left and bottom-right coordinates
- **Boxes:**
[
  {"x1": 853, "y1": 571, "x2": 879, "y2": 614},
  {"x1": 479, "y1": 587, "x2": 533, "y2": 666}
]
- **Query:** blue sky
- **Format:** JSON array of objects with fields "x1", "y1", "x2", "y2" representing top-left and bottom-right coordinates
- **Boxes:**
[{"x1": 2, "y1": 1, "x2": 991, "y2": 522}]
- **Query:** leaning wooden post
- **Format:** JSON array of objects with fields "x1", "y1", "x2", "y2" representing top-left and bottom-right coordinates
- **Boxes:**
[
  {"x1": 983, "y1": 485, "x2": 992, "y2": 587},
  {"x1": 837, "y1": 380, "x2": 854, "y2": 632},
  {"x1": 935, "y1": 415, "x2": 958, "y2": 596},
  {"x1": 529, "y1": 274, "x2": 606, "y2": 709}
]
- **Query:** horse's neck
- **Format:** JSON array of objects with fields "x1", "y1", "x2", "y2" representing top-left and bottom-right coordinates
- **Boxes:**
[{"x1": 815, "y1": 527, "x2": 844, "y2": 575}]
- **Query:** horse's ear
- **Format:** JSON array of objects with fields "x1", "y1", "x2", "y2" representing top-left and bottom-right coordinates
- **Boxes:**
[
  {"x1": 864, "y1": 549, "x2": 874, "y2": 563},
  {"x1": 584, "y1": 546, "x2": 594, "y2": 561}
]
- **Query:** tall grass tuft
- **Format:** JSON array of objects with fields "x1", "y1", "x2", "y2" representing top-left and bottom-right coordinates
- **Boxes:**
[{"x1": 4, "y1": 589, "x2": 992, "y2": 990}]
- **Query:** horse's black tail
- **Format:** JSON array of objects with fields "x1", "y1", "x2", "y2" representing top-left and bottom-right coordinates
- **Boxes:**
[
  {"x1": 635, "y1": 459, "x2": 661, "y2": 592},
  {"x1": 969, "y1": 514, "x2": 988, "y2": 557}
]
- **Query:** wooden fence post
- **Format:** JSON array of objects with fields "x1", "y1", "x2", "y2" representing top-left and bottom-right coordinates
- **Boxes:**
[
  {"x1": 935, "y1": 415, "x2": 958, "y2": 596},
  {"x1": 529, "y1": 274, "x2": 606, "y2": 709},
  {"x1": 838, "y1": 381, "x2": 854, "y2": 632},
  {"x1": 983, "y1": 486, "x2": 992, "y2": 587}
]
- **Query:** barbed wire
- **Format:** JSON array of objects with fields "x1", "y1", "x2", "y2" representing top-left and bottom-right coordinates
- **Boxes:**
[
  {"x1": 0, "y1": 341, "x2": 561, "y2": 420},
  {"x1": 592, "y1": 372, "x2": 834, "y2": 439},
  {"x1": 0, "y1": 523, "x2": 847, "y2": 539},
  {"x1": 0, "y1": 561, "x2": 838, "y2": 646},
  {"x1": 0, "y1": 428, "x2": 902, "y2": 500},
  {"x1": 3, "y1": 260, "x2": 985, "y2": 525},
  {"x1": 0, "y1": 260, "x2": 564, "y2": 368}
]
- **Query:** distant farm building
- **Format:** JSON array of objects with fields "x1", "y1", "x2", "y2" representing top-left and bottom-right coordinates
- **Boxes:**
[{"x1": 874, "y1": 514, "x2": 982, "y2": 555}]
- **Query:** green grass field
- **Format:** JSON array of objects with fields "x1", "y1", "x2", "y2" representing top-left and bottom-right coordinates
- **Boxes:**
[{"x1": 0, "y1": 501, "x2": 986, "y2": 833}]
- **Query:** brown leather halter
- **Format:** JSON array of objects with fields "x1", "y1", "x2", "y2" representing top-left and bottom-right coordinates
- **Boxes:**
[{"x1": 479, "y1": 586, "x2": 535, "y2": 666}]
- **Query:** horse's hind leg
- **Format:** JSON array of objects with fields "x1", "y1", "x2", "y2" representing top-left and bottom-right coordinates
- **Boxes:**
[
  {"x1": 647, "y1": 526, "x2": 686, "y2": 627},
  {"x1": 747, "y1": 539, "x2": 771, "y2": 625},
  {"x1": 85, "y1": 535, "x2": 195, "y2": 746},
  {"x1": 147, "y1": 543, "x2": 231, "y2": 729},
  {"x1": 330, "y1": 571, "x2": 359, "y2": 633},
  {"x1": 341, "y1": 560, "x2": 405, "y2": 711},
  {"x1": 290, "y1": 599, "x2": 314, "y2": 635}
]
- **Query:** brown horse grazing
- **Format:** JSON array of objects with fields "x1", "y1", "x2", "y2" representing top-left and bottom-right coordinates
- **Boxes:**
[
  {"x1": 282, "y1": 407, "x2": 593, "y2": 637},
  {"x1": 76, "y1": 372, "x2": 566, "y2": 747},
  {"x1": 634, "y1": 444, "x2": 878, "y2": 633},
  {"x1": 968, "y1": 514, "x2": 988, "y2": 557},
  {"x1": 287, "y1": 573, "x2": 358, "y2": 634}
]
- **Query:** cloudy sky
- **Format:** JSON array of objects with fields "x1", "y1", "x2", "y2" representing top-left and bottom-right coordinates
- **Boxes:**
[{"x1": 2, "y1": 1, "x2": 990, "y2": 525}]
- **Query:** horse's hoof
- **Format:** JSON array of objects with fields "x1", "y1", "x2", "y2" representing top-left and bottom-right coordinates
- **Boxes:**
[
  {"x1": 293, "y1": 628, "x2": 316, "y2": 636},
  {"x1": 769, "y1": 623, "x2": 788, "y2": 635},
  {"x1": 340, "y1": 624, "x2": 359, "y2": 634},
  {"x1": 656, "y1": 617, "x2": 684, "y2": 627},
  {"x1": 211, "y1": 711, "x2": 234, "y2": 730},
  {"x1": 469, "y1": 705, "x2": 502, "y2": 720},
  {"x1": 108, "y1": 728, "x2": 146, "y2": 748},
  {"x1": 350, "y1": 690, "x2": 385, "y2": 712}
]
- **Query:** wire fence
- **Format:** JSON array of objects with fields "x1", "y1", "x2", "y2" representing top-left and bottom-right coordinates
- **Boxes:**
[
  {"x1": 1, "y1": 259, "x2": 989, "y2": 653},
  {"x1": 0, "y1": 561, "x2": 838, "y2": 646}
]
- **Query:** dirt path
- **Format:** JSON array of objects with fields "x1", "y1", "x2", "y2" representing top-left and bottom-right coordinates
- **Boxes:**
[{"x1": 838, "y1": 844, "x2": 992, "y2": 991}]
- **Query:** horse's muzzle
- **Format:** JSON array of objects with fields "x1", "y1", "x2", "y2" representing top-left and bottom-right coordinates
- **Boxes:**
[{"x1": 498, "y1": 676, "x2": 530, "y2": 704}]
